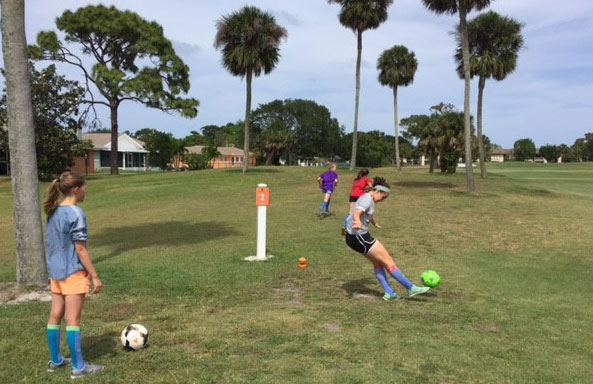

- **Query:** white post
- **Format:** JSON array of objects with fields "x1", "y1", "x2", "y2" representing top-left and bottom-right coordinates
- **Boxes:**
[
  {"x1": 256, "y1": 204, "x2": 266, "y2": 260},
  {"x1": 245, "y1": 183, "x2": 273, "y2": 261}
]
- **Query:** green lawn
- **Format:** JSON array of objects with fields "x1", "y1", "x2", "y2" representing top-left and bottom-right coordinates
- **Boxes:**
[{"x1": 1, "y1": 163, "x2": 592, "y2": 383}]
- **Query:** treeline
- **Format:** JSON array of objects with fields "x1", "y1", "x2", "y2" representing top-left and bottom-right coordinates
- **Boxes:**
[{"x1": 514, "y1": 134, "x2": 593, "y2": 163}]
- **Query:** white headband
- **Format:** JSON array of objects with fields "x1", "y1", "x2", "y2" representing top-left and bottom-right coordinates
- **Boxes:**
[{"x1": 374, "y1": 185, "x2": 391, "y2": 194}]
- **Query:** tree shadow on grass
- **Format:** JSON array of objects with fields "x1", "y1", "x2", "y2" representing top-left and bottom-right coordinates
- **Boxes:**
[
  {"x1": 83, "y1": 330, "x2": 119, "y2": 360},
  {"x1": 92, "y1": 221, "x2": 239, "y2": 264},
  {"x1": 341, "y1": 278, "x2": 382, "y2": 299},
  {"x1": 222, "y1": 167, "x2": 281, "y2": 174},
  {"x1": 394, "y1": 181, "x2": 456, "y2": 189}
]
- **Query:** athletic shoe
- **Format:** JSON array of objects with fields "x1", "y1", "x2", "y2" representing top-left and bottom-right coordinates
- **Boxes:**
[
  {"x1": 71, "y1": 362, "x2": 103, "y2": 379},
  {"x1": 46, "y1": 358, "x2": 71, "y2": 372},
  {"x1": 382, "y1": 292, "x2": 400, "y2": 301},
  {"x1": 408, "y1": 285, "x2": 430, "y2": 297}
]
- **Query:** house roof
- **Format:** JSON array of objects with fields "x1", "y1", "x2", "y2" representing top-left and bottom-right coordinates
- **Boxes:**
[
  {"x1": 490, "y1": 148, "x2": 514, "y2": 155},
  {"x1": 83, "y1": 133, "x2": 147, "y2": 153},
  {"x1": 186, "y1": 145, "x2": 254, "y2": 156}
]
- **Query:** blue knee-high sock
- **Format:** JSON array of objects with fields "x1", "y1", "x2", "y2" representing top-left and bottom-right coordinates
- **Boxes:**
[
  {"x1": 388, "y1": 266, "x2": 414, "y2": 290},
  {"x1": 47, "y1": 324, "x2": 63, "y2": 364},
  {"x1": 66, "y1": 326, "x2": 84, "y2": 370},
  {"x1": 374, "y1": 266, "x2": 395, "y2": 295},
  {"x1": 343, "y1": 214, "x2": 350, "y2": 228},
  {"x1": 320, "y1": 201, "x2": 327, "y2": 210},
  {"x1": 325, "y1": 199, "x2": 331, "y2": 212}
]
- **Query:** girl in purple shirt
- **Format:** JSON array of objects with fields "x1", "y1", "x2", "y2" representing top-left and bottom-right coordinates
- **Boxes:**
[{"x1": 317, "y1": 163, "x2": 338, "y2": 217}]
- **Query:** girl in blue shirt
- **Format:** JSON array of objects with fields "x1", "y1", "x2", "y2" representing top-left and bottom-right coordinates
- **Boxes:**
[{"x1": 43, "y1": 172, "x2": 103, "y2": 379}]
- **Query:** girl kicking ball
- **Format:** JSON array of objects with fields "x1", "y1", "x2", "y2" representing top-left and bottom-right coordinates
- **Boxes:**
[
  {"x1": 44, "y1": 172, "x2": 103, "y2": 378},
  {"x1": 345, "y1": 177, "x2": 430, "y2": 300}
]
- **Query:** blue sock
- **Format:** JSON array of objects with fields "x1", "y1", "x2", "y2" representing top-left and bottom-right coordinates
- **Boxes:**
[
  {"x1": 66, "y1": 326, "x2": 84, "y2": 370},
  {"x1": 47, "y1": 324, "x2": 63, "y2": 364},
  {"x1": 388, "y1": 266, "x2": 414, "y2": 290},
  {"x1": 321, "y1": 201, "x2": 328, "y2": 211},
  {"x1": 325, "y1": 200, "x2": 331, "y2": 212},
  {"x1": 374, "y1": 266, "x2": 395, "y2": 295}
]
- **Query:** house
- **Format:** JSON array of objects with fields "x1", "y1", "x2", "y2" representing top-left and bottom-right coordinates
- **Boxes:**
[
  {"x1": 186, "y1": 145, "x2": 256, "y2": 168},
  {"x1": 72, "y1": 133, "x2": 149, "y2": 174},
  {"x1": 490, "y1": 149, "x2": 514, "y2": 162}
]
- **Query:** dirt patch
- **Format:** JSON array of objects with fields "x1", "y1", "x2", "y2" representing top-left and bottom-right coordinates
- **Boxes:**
[
  {"x1": 104, "y1": 304, "x2": 134, "y2": 321},
  {"x1": 474, "y1": 324, "x2": 500, "y2": 334},
  {"x1": 0, "y1": 283, "x2": 51, "y2": 305},
  {"x1": 272, "y1": 280, "x2": 302, "y2": 306},
  {"x1": 319, "y1": 323, "x2": 341, "y2": 333},
  {"x1": 353, "y1": 293, "x2": 376, "y2": 300}
]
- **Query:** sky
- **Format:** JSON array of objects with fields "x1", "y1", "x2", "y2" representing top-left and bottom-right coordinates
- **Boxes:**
[{"x1": 1, "y1": 0, "x2": 592, "y2": 148}]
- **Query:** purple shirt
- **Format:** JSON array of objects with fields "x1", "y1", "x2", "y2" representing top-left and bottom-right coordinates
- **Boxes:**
[{"x1": 319, "y1": 170, "x2": 338, "y2": 191}]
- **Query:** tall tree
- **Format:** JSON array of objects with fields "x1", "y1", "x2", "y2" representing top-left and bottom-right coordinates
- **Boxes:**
[
  {"x1": 1, "y1": 0, "x2": 47, "y2": 284},
  {"x1": 32, "y1": 5, "x2": 199, "y2": 175},
  {"x1": 377, "y1": 45, "x2": 418, "y2": 171},
  {"x1": 0, "y1": 63, "x2": 90, "y2": 179},
  {"x1": 328, "y1": 0, "x2": 393, "y2": 170},
  {"x1": 514, "y1": 138, "x2": 536, "y2": 161},
  {"x1": 455, "y1": 11, "x2": 523, "y2": 178},
  {"x1": 214, "y1": 6, "x2": 287, "y2": 174},
  {"x1": 421, "y1": 0, "x2": 492, "y2": 193}
]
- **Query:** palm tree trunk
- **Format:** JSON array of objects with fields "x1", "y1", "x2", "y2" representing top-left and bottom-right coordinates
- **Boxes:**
[
  {"x1": 429, "y1": 148, "x2": 435, "y2": 173},
  {"x1": 477, "y1": 75, "x2": 487, "y2": 178},
  {"x1": 350, "y1": 29, "x2": 363, "y2": 171},
  {"x1": 459, "y1": 4, "x2": 476, "y2": 193},
  {"x1": 243, "y1": 69, "x2": 253, "y2": 174},
  {"x1": 110, "y1": 101, "x2": 119, "y2": 175},
  {"x1": 1, "y1": 0, "x2": 47, "y2": 285},
  {"x1": 393, "y1": 86, "x2": 401, "y2": 171}
]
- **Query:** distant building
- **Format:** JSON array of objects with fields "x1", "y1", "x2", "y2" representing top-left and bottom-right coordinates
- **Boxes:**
[
  {"x1": 72, "y1": 133, "x2": 149, "y2": 174},
  {"x1": 490, "y1": 149, "x2": 514, "y2": 162},
  {"x1": 186, "y1": 145, "x2": 256, "y2": 168}
]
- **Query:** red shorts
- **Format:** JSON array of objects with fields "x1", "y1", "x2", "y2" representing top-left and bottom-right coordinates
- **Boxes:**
[{"x1": 50, "y1": 270, "x2": 90, "y2": 295}]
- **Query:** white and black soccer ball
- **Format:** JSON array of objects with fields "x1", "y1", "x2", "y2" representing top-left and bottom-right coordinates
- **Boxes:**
[{"x1": 121, "y1": 324, "x2": 149, "y2": 350}]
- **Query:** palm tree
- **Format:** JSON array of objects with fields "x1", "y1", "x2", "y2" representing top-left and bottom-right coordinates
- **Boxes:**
[
  {"x1": 214, "y1": 6, "x2": 287, "y2": 174},
  {"x1": 328, "y1": 0, "x2": 393, "y2": 170},
  {"x1": 421, "y1": 0, "x2": 492, "y2": 193},
  {"x1": 454, "y1": 11, "x2": 523, "y2": 178},
  {"x1": 377, "y1": 45, "x2": 418, "y2": 171},
  {"x1": 1, "y1": 0, "x2": 47, "y2": 284}
]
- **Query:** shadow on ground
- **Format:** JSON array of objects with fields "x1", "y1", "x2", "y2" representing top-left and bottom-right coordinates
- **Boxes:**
[
  {"x1": 83, "y1": 331, "x2": 120, "y2": 360},
  {"x1": 341, "y1": 278, "x2": 382, "y2": 299},
  {"x1": 394, "y1": 181, "x2": 456, "y2": 189},
  {"x1": 92, "y1": 221, "x2": 239, "y2": 263},
  {"x1": 222, "y1": 167, "x2": 281, "y2": 174}
]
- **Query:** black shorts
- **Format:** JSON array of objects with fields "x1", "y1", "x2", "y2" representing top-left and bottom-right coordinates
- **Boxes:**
[
  {"x1": 349, "y1": 195, "x2": 361, "y2": 203},
  {"x1": 345, "y1": 232, "x2": 376, "y2": 255}
]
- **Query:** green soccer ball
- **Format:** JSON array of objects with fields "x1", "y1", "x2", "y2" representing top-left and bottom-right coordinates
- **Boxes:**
[{"x1": 421, "y1": 270, "x2": 440, "y2": 287}]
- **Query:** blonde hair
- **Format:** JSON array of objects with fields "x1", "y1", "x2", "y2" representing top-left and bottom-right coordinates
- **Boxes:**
[{"x1": 43, "y1": 171, "x2": 86, "y2": 218}]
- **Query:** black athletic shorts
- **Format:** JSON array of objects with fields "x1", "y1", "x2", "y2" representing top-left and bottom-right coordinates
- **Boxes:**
[
  {"x1": 345, "y1": 232, "x2": 376, "y2": 255},
  {"x1": 349, "y1": 195, "x2": 360, "y2": 203}
]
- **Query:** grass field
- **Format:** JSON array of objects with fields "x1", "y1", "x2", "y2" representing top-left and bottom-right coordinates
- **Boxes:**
[{"x1": 1, "y1": 163, "x2": 592, "y2": 383}]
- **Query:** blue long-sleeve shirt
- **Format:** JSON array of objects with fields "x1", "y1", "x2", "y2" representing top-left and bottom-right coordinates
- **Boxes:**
[{"x1": 45, "y1": 205, "x2": 88, "y2": 280}]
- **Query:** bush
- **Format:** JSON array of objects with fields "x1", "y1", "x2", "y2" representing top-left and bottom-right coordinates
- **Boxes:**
[{"x1": 186, "y1": 154, "x2": 211, "y2": 170}]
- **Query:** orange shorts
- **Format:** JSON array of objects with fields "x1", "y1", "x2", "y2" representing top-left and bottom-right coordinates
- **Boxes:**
[{"x1": 50, "y1": 270, "x2": 90, "y2": 295}]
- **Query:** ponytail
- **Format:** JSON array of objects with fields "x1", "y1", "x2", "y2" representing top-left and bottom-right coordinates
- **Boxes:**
[
  {"x1": 44, "y1": 179, "x2": 61, "y2": 217},
  {"x1": 372, "y1": 176, "x2": 390, "y2": 189},
  {"x1": 43, "y1": 172, "x2": 86, "y2": 218},
  {"x1": 355, "y1": 168, "x2": 369, "y2": 180}
]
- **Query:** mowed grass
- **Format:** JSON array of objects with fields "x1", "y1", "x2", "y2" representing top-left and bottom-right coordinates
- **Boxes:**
[{"x1": 0, "y1": 162, "x2": 592, "y2": 383}]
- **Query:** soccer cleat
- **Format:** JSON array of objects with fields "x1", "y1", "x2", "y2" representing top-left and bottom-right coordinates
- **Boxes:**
[
  {"x1": 382, "y1": 292, "x2": 400, "y2": 301},
  {"x1": 407, "y1": 285, "x2": 430, "y2": 297},
  {"x1": 71, "y1": 361, "x2": 103, "y2": 379},
  {"x1": 46, "y1": 358, "x2": 71, "y2": 372}
]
